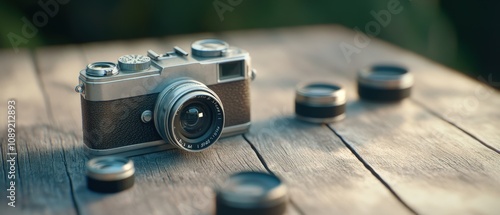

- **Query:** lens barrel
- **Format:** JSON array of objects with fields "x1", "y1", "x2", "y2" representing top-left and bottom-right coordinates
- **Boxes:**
[
  {"x1": 357, "y1": 65, "x2": 413, "y2": 101},
  {"x1": 154, "y1": 79, "x2": 224, "y2": 152}
]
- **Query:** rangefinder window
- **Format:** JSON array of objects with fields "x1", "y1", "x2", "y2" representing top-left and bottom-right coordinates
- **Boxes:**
[{"x1": 219, "y1": 60, "x2": 244, "y2": 80}]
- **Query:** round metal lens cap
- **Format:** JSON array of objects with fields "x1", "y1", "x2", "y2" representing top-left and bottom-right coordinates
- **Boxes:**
[
  {"x1": 216, "y1": 172, "x2": 288, "y2": 215},
  {"x1": 86, "y1": 62, "x2": 119, "y2": 77},
  {"x1": 191, "y1": 39, "x2": 229, "y2": 57},
  {"x1": 118, "y1": 54, "x2": 151, "y2": 71},
  {"x1": 358, "y1": 64, "x2": 413, "y2": 101},
  {"x1": 295, "y1": 82, "x2": 346, "y2": 123},
  {"x1": 86, "y1": 156, "x2": 135, "y2": 193}
]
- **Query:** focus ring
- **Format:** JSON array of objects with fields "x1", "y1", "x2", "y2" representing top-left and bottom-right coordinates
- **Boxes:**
[
  {"x1": 154, "y1": 81, "x2": 203, "y2": 142},
  {"x1": 154, "y1": 79, "x2": 225, "y2": 152},
  {"x1": 168, "y1": 91, "x2": 224, "y2": 151}
]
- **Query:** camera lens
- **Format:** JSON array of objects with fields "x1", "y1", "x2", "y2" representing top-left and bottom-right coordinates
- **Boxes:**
[{"x1": 154, "y1": 79, "x2": 225, "y2": 152}]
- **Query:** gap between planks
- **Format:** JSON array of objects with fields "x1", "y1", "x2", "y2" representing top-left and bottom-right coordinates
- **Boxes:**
[
  {"x1": 326, "y1": 125, "x2": 418, "y2": 214},
  {"x1": 30, "y1": 49, "x2": 82, "y2": 215},
  {"x1": 34, "y1": 37, "x2": 302, "y2": 215},
  {"x1": 410, "y1": 99, "x2": 500, "y2": 154},
  {"x1": 242, "y1": 134, "x2": 307, "y2": 215}
]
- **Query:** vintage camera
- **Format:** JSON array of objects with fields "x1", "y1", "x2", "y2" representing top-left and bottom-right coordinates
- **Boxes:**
[{"x1": 75, "y1": 39, "x2": 255, "y2": 156}]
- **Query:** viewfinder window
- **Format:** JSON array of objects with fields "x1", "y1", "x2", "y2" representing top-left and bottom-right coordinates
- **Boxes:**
[{"x1": 219, "y1": 60, "x2": 244, "y2": 80}]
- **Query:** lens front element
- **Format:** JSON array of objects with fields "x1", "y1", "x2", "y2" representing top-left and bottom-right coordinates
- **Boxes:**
[
  {"x1": 154, "y1": 80, "x2": 225, "y2": 152},
  {"x1": 179, "y1": 101, "x2": 212, "y2": 139}
]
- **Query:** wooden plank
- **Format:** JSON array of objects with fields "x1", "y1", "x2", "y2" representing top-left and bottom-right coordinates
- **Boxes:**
[
  {"x1": 4, "y1": 25, "x2": 499, "y2": 215},
  {"x1": 331, "y1": 101, "x2": 500, "y2": 214},
  {"x1": 275, "y1": 25, "x2": 500, "y2": 152},
  {"x1": 33, "y1": 44, "x2": 85, "y2": 130},
  {"x1": 312, "y1": 25, "x2": 500, "y2": 152},
  {"x1": 221, "y1": 30, "x2": 413, "y2": 214},
  {"x1": 249, "y1": 25, "x2": 500, "y2": 214},
  {"x1": 36, "y1": 38, "x2": 299, "y2": 215},
  {"x1": 0, "y1": 49, "x2": 77, "y2": 214},
  {"x1": 411, "y1": 65, "x2": 500, "y2": 152},
  {"x1": 0, "y1": 50, "x2": 49, "y2": 127}
]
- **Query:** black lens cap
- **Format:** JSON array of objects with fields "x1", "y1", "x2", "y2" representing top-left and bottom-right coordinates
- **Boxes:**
[
  {"x1": 358, "y1": 65, "x2": 414, "y2": 101},
  {"x1": 295, "y1": 82, "x2": 346, "y2": 123},
  {"x1": 216, "y1": 172, "x2": 288, "y2": 215},
  {"x1": 86, "y1": 156, "x2": 135, "y2": 193}
]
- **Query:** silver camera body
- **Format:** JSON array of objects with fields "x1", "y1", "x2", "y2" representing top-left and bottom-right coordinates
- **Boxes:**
[{"x1": 76, "y1": 39, "x2": 254, "y2": 156}]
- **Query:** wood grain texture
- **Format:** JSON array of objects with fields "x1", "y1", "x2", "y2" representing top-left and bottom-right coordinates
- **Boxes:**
[
  {"x1": 251, "y1": 26, "x2": 500, "y2": 214},
  {"x1": 332, "y1": 101, "x2": 500, "y2": 214},
  {"x1": 0, "y1": 49, "x2": 49, "y2": 127},
  {"x1": 220, "y1": 30, "x2": 412, "y2": 214},
  {"x1": 35, "y1": 39, "x2": 299, "y2": 215},
  {"x1": 0, "y1": 49, "x2": 77, "y2": 214},
  {"x1": 2, "y1": 25, "x2": 500, "y2": 215},
  {"x1": 411, "y1": 65, "x2": 500, "y2": 152},
  {"x1": 306, "y1": 26, "x2": 500, "y2": 152}
]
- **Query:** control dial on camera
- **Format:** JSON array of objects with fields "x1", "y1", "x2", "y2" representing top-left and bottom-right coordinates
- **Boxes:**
[
  {"x1": 118, "y1": 54, "x2": 151, "y2": 71},
  {"x1": 191, "y1": 39, "x2": 229, "y2": 57}
]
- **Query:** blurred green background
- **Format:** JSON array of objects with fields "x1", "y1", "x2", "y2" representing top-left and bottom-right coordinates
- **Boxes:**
[{"x1": 1, "y1": 0, "x2": 498, "y2": 87}]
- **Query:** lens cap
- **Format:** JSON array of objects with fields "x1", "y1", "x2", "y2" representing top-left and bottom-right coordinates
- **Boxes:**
[
  {"x1": 86, "y1": 156, "x2": 135, "y2": 193},
  {"x1": 295, "y1": 82, "x2": 346, "y2": 123},
  {"x1": 216, "y1": 172, "x2": 288, "y2": 215},
  {"x1": 358, "y1": 65, "x2": 414, "y2": 101}
]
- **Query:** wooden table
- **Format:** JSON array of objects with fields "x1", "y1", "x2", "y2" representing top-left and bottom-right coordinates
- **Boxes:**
[{"x1": 1, "y1": 25, "x2": 499, "y2": 215}]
